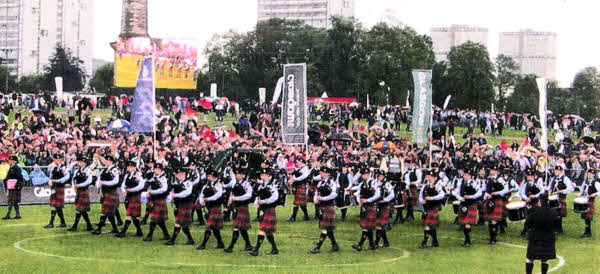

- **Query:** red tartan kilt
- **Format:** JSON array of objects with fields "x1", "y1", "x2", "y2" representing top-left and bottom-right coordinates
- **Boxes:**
[
  {"x1": 259, "y1": 206, "x2": 277, "y2": 233},
  {"x1": 150, "y1": 197, "x2": 168, "y2": 222},
  {"x1": 376, "y1": 203, "x2": 391, "y2": 228},
  {"x1": 478, "y1": 201, "x2": 487, "y2": 220},
  {"x1": 459, "y1": 203, "x2": 478, "y2": 225},
  {"x1": 206, "y1": 205, "x2": 224, "y2": 230},
  {"x1": 294, "y1": 184, "x2": 308, "y2": 206},
  {"x1": 175, "y1": 200, "x2": 194, "y2": 227},
  {"x1": 486, "y1": 198, "x2": 504, "y2": 221},
  {"x1": 422, "y1": 206, "x2": 440, "y2": 229},
  {"x1": 559, "y1": 197, "x2": 568, "y2": 217},
  {"x1": 50, "y1": 186, "x2": 65, "y2": 208},
  {"x1": 126, "y1": 194, "x2": 142, "y2": 217},
  {"x1": 583, "y1": 199, "x2": 595, "y2": 221},
  {"x1": 408, "y1": 186, "x2": 418, "y2": 206},
  {"x1": 360, "y1": 204, "x2": 377, "y2": 230},
  {"x1": 319, "y1": 204, "x2": 336, "y2": 231},
  {"x1": 233, "y1": 204, "x2": 251, "y2": 230},
  {"x1": 7, "y1": 190, "x2": 21, "y2": 205},
  {"x1": 75, "y1": 188, "x2": 91, "y2": 212},
  {"x1": 101, "y1": 189, "x2": 120, "y2": 216}
]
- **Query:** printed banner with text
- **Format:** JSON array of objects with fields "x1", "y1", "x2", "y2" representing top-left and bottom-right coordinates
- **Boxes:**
[
  {"x1": 411, "y1": 69, "x2": 433, "y2": 144},
  {"x1": 281, "y1": 63, "x2": 308, "y2": 145}
]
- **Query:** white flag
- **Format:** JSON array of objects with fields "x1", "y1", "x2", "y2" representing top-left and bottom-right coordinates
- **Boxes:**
[
  {"x1": 443, "y1": 95, "x2": 452, "y2": 110},
  {"x1": 405, "y1": 91, "x2": 410, "y2": 108},
  {"x1": 259, "y1": 88, "x2": 266, "y2": 104},
  {"x1": 271, "y1": 77, "x2": 284, "y2": 105},
  {"x1": 536, "y1": 78, "x2": 548, "y2": 150}
]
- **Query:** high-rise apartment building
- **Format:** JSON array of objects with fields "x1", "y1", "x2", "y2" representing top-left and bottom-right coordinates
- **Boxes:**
[
  {"x1": 430, "y1": 25, "x2": 489, "y2": 61},
  {"x1": 499, "y1": 29, "x2": 557, "y2": 80},
  {"x1": 257, "y1": 0, "x2": 355, "y2": 28}
]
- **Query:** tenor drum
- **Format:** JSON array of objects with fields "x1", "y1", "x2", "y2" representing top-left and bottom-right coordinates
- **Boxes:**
[
  {"x1": 548, "y1": 194, "x2": 560, "y2": 209},
  {"x1": 506, "y1": 201, "x2": 527, "y2": 222},
  {"x1": 573, "y1": 197, "x2": 589, "y2": 213}
]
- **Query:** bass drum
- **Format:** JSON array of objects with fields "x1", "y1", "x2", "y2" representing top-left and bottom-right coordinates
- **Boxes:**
[{"x1": 506, "y1": 200, "x2": 527, "y2": 222}]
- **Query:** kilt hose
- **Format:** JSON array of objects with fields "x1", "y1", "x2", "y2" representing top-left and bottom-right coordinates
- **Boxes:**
[
  {"x1": 318, "y1": 204, "x2": 336, "y2": 231},
  {"x1": 7, "y1": 190, "x2": 21, "y2": 205},
  {"x1": 125, "y1": 194, "x2": 142, "y2": 218},
  {"x1": 206, "y1": 204, "x2": 224, "y2": 230},
  {"x1": 259, "y1": 206, "x2": 277, "y2": 234},
  {"x1": 233, "y1": 204, "x2": 251, "y2": 231},
  {"x1": 101, "y1": 189, "x2": 120, "y2": 216},
  {"x1": 583, "y1": 198, "x2": 595, "y2": 221},
  {"x1": 422, "y1": 206, "x2": 440, "y2": 229},
  {"x1": 175, "y1": 200, "x2": 195, "y2": 227},
  {"x1": 459, "y1": 203, "x2": 478, "y2": 225},
  {"x1": 376, "y1": 203, "x2": 391, "y2": 230},
  {"x1": 75, "y1": 188, "x2": 91, "y2": 212},
  {"x1": 150, "y1": 197, "x2": 168, "y2": 222},
  {"x1": 50, "y1": 186, "x2": 65, "y2": 208},
  {"x1": 294, "y1": 184, "x2": 308, "y2": 206},
  {"x1": 408, "y1": 185, "x2": 418, "y2": 206},
  {"x1": 360, "y1": 204, "x2": 377, "y2": 230},
  {"x1": 485, "y1": 198, "x2": 505, "y2": 222},
  {"x1": 559, "y1": 196, "x2": 568, "y2": 217}
]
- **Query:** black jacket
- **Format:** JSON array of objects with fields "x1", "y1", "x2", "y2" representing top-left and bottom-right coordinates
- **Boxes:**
[{"x1": 526, "y1": 206, "x2": 558, "y2": 261}]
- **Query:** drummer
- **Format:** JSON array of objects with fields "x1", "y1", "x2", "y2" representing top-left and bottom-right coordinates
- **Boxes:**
[
  {"x1": 578, "y1": 169, "x2": 599, "y2": 238},
  {"x1": 518, "y1": 168, "x2": 546, "y2": 237},
  {"x1": 546, "y1": 165, "x2": 574, "y2": 234}
]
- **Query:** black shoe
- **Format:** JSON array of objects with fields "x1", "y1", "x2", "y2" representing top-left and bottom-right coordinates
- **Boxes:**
[
  {"x1": 86, "y1": 226, "x2": 94, "y2": 231},
  {"x1": 432, "y1": 242, "x2": 439, "y2": 247},
  {"x1": 580, "y1": 233, "x2": 592, "y2": 238},
  {"x1": 352, "y1": 244, "x2": 362, "y2": 252},
  {"x1": 58, "y1": 223, "x2": 67, "y2": 228},
  {"x1": 382, "y1": 242, "x2": 390, "y2": 248},
  {"x1": 115, "y1": 232, "x2": 126, "y2": 238},
  {"x1": 368, "y1": 245, "x2": 377, "y2": 250},
  {"x1": 67, "y1": 227, "x2": 77, "y2": 232},
  {"x1": 13, "y1": 215, "x2": 21, "y2": 219},
  {"x1": 419, "y1": 243, "x2": 428, "y2": 249},
  {"x1": 249, "y1": 249, "x2": 259, "y2": 256},
  {"x1": 302, "y1": 216, "x2": 310, "y2": 221},
  {"x1": 92, "y1": 229, "x2": 101, "y2": 235},
  {"x1": 143, "y1": 237, "x2": 152, "y2": 242},
  {"x1": 224, "y1": 248, "x2": 233, "y2": 253},
  {"x1": 216, "y1": 242, "x2": 225, "y2": 249},
  {"x1": 287, "y1": 217, "x2": 296, "y2": 222},
  {"x1": 244, "y1": 245, "x2": 253, "y2": 251},
  {"x1": 185, "y1": 240, "x2": 195, "y2": 246},
  {"x1": 196, "y1": 245, "x2": 206, "y2": 250},
  {"x1": 310, "y1": 247, "x2": 320, "y2": 254},
  {"x1": 43, "y1": 224, "x2": 54, "y2": 229},
  {"x1": 134, "y1": 231, "x2": 144, "y2": 237},
  {"x1": 164, "y1": 240, "x2": 175, "y2": 246},
  {"x1": 462, "y1": 242, "x2": 471, "y2": 248},
  {"x1": 267, "y1": 249, "x2": 279, "y2": 255},
  {"x1": 488, "y1": 240, "x2": 495, "y2": 245},
  {"x1": 2, "y1": 215, "x2": 10, "y2": 220},
  {"x1": 109, "y1": 229, "x2": 119, "y2": 234},
  {"x1": 160, "y1": 235, "x2": 170, "y2": 241},
  {"x1": 331, "y1": 244, "x2": 340, "y2": 252}
]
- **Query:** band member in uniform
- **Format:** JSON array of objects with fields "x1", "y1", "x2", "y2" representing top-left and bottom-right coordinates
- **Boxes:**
[
  {"x1": 224, "y1": 167, "x2": 254, "y2": 253},
  {"x1": 44, "y1": 154, "x2": 70, "y2": 228},
  {"x1": 116, "y1": 160, "x2": 145, "y2": 238},
  {"x1": 375, "y1": 169, "x2": 394, "y2": 248},
  {"x1": 483, "y1": 163, "x2": 509, "y2": 245},
  {"x1": 165, "y1": 166, "x2": 196, "y2": 246},
  {"x1": 498, "y1": 167, "x2": 519, "y2": 233},
  {"x1": 310, "y1": 166, "x2": 339, "y2": 254},
  {"x1": 92, "y1": 156, "x2": 121, "y2": 235},
  {"x1": 197, "y1": 169, "x2": 225, "y2": 250},
  {"x1": 403, "y1": 159, "x2": 422, "y2": 222},
  {"x1": 579, "y1": 169, "x2": 599, "y2": 238},
  {"x1": 449, "y1": 162, "x2": 466, "y2": 225},
  {"x1": 352, "y1": 168, "x2": 380, "y2": 252},
  {"x1": 335, "y1": 165, "x2": 353, "y2": 221},
  {"x1": 288, "y1": 159, "x2": 311, "y2": 221},
  {"x1": 140, "y1": 160, "x2": 155, "y2": 225},
  {"x1": 455, "y1": 168, "x2": 481, "y2": 247},
  {"x1": 546, "y1": 166, "x2": 574, "y2": 234},
  {"x1": 519, "y1": 168, "x2": 546, "y2": 237},
  {"x1": 525, "y1": 198, "x2": 558, "y2": 274},
  {"x1": 419, "y1": 169, "x2": 445, "y2": 249},
  {"x1": 2, "y1": 156, "x2": 23, "y2": 220},
  {"x1": 67, "y1": 154, "x2": 94, "y2": 231},
  {"x1": 143, "y1": 163, "x2": 170, "y2": 242},
  {"x1": 250, "y1": 168, "x2": 280, "y2": 256}
]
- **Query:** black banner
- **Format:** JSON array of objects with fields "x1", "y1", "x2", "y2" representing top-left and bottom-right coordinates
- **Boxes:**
[
  {"x1": 281, "y1": 63, "x2": 308, "y2": 145},
  {"x1": 0, "y1": 186, "x2": 125, "y2": 206}
]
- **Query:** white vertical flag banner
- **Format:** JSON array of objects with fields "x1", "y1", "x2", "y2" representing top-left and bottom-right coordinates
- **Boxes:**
[
  {"x1": 405, "y1": 91, "x2": 410, "y2": 108},
  {"x1": 367, "y1": 94, "x2": 370, "y2": 108},
  {"x1": 491, "y1": 103, "x2": 495, "y2": 113},
  {"x1": 281, "y1": 63, "x2": 308, "y2": 145},
  {"x1": 259, "y1": 88, "x2": 266, "y2": 104},
  {"x1": 272, "y1": 77, "x2": 284, "y2": 105},
  {"x1": 210, "y1": 83, "x2": 217, "y2": 98},
  {"x1": 443, "y1": 95, "x2": 452, "y2": 110},
  {"x1": 55, "y1": 77, "x2": 63, "y2": 100},
  {"x1": 536, "y1": 77, "x2": 548, "y2": 151}
]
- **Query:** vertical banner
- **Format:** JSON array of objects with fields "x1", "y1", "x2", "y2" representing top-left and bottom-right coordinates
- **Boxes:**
[
  {"x1": 55, "y1": 77, "x2": 63, "y2": 100},
  {"x1": 411, "y1": 69, "x2": 433, "y2": 145},
  {"x1": 491, "y1": 103, "x2": 495, "y2": 113},
  {"x1": 210, "y1": 83, "x2": 217, "y2": 98},
  {"x1": 131, "y1": 57, "x2": 155, "y2": 133},
  {"x1": 281, "y1": 63, "x2": 308, "y2": 145},
  {"x1": 367, "y1": 94, "x2": 370, "y2": 108},
  {"x1": 405, "y1": 91, "x2": 410, "y2": 108},
  {"x1": 443, "y1": 95, "x2": 452, "y2": 110},
  {"x1": 536, "y1": 77, "x2": 548, "y2": 151},
  {"x1": 259, "y1": 88, "x2": 266, "y2": 104},
  {"x1": 272, "y1": 77, "x2": 284, "y2": 105}
]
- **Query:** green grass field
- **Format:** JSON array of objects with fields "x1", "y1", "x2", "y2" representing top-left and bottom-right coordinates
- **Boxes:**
[{"x1": 0, "y1": 195, "x2": 598, "y2": 273}]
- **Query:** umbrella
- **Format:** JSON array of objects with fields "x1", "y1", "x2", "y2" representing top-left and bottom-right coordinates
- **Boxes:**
[
  {"x1": 565, "y1": 114, "x2": 583, "y2": 121},
  {"x1": 198, "y1": 99, "x2": 212, "y2": 109},
  {"x1": 370, "y1": 125, "x2": 383, "y2": 131},
  {"x1": 349, "y1": 102, "x2": 359, "y2": 107},
  {"x1": 546, "y1": 110, "x2": 554, "y2": 115},
  {"x1": 30, "y1": 109, "x2": 46, "y2": 115},
  {"x1": 106, "y1": 119, "x2": 131, "y2": 131},
  {"x1": 522, "y1": 146, "x2": 540, "y2": 154},
  {"x1": 582, "y1": 136, "x2": 595, "y2": 144},
  {"x1": 373, "y1": 141, "x2": 398, "y2": 151},
  {"x1": 184, "y1": 107, "x2": 198, "y2": 116},
  {"x1": 328, "y1": 133, "x2": 353, "y2": 142}
]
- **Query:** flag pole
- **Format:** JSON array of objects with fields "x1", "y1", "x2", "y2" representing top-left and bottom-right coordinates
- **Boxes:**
[{"x1": 151, "y1": 56, "x2": 157, "y2": 161}]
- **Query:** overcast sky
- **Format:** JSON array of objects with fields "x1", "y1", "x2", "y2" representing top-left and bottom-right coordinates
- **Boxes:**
[{"x1": 94, "y1": 0, "x2": 600, "y2": 87}]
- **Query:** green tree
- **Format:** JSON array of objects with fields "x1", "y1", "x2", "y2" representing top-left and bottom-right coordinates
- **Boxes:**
[
  {"x1": 506, "y1": 74, "x2": 538, "y2": 114},
  {"x1": 571, "y1": 67, "x2": 600, "y2": 119},
  {"x1": 432, "y1": 61, "x2": 450, "y2": 108},
  {"x1": 17, "y1": 73, "x2": 44, "y2": 92},
  {"x1": 0, "y1": 64, "x2": 17, "y2": 93},
  {"x1": 89, "y1": 63, "x2": 114, "y2": 94},
  {"x1": 445, "y1": 41, "x2": 495, "y2": 110},
  {"x1": 42, "y1": 44, "x2": 87, "y2": 91},
  {"x1": 494, "y1": 54, "x2": 520, "y2": 110},
  {"x1": 547, "y1": 80, "x2": 575, "y2": 116}
]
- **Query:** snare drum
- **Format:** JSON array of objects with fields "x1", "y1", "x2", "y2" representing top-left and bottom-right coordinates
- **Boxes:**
[
  {"x1": 548, "y1": 194, "x2": 560, "y2": 209},
  {"x1": 573, "y1": 197, "x2": 589, "y2": 213},
  {"x1": 506, "y1": 201, "x2": 527, "y2": 222}
]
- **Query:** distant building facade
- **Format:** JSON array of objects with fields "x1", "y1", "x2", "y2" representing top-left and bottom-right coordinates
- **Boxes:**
[
  {"x1": 430, "y1": 24, "x2": 489, "y2": 61},
  {"x1": 257, "y1": 0, "x2": 355, "y2": 28},
  {"x1": 499, "y1": 29, "x2": 557, "y2": 80}
]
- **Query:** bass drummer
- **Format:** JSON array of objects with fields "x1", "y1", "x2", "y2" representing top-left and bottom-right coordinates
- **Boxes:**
[
  {"x1": 546, "y1": 165, "x2": 574, "y2": 234},
  {"x1": 578, "y1": 169, "x2": 599, "y2": 238},
  {"x1": 519, "y1": 168, "x2": 546, "y2": 237}
]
